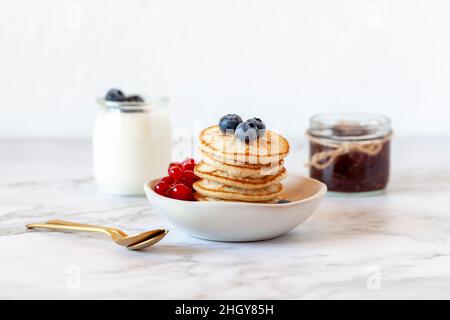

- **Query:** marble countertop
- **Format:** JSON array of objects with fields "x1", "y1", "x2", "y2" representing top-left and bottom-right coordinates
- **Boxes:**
[{"x1": 1, "y1": 137, "x2": 450, "y2": 299}]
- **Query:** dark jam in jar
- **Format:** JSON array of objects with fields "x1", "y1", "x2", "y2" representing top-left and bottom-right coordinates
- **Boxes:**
[{"x1": 308, "y1": 113, "x2": 392, "y2": 195}]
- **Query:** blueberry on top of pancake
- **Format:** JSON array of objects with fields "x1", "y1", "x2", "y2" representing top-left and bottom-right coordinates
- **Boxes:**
[
  {"x1": 219, "y1": 114, "x2": 243, "y2": 133},
  {"x1": 247, "y1": 117, "x2": 266, "y2": 137},
  {"x1": 235, "y1": 120, "x2": 259, "y2": 143}
]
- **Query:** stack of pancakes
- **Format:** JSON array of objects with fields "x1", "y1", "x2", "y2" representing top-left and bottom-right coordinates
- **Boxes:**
[{"x1": 193, "y1": 125, "x2": 290, "y2": 203}]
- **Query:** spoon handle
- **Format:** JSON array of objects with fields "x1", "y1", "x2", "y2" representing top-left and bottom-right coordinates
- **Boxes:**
[
  {"x1": 46, "y1": 220, "x2": 126, "y2": 237},
  {"x1": 26, "y1": 223, "x2": 114, "y2": 238}
]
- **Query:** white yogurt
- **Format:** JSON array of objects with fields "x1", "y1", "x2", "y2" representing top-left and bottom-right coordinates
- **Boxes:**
[{"x1": 93, "y1": 97, "x2": 171, "y2": 195}]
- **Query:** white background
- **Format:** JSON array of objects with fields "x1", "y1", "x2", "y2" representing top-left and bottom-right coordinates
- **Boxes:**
[{"x1": 1, "y1": 0, "x2": 449, "y2": 138}]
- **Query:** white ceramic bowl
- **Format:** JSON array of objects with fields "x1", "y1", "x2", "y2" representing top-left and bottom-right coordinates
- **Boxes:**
[{"x1": 144, "y1": 174, "x2": 327, "y2": 242}]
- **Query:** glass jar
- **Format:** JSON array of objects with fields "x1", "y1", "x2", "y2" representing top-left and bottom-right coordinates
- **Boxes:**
[
  {"x1": 307, "y1": 113, "x2": 392, "y2": 195},
  {"x1": 93, "y1": 96, "x2": 171, "y2": 196}
]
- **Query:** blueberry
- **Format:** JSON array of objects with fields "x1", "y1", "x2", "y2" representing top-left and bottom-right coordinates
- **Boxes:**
[
  {"x1": 105, "y1": 88, "x2": 126, "y2": 102},
  {"x1": 235, "y1": 120, "x2": 258, "y2": 143},
  {"x1": 126, "y1": 95, "x2": 144, "y2": 103},
  {"x1": 248, "y1": 117, "x2": 266, "y2": 136},
  {"x1": 219, "y1": 114, "x2": 243, "y2": 133},
  {"x1": 277, "y1": 199, "x2": 291, "y2": 204}
]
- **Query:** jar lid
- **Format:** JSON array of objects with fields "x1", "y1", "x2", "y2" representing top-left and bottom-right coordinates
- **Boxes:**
[
  {"x1": 308, "y1": 112, "x2": 391, "y2": 141},
  {"x1": 96, "y1": 96, "x2": 169, "y2": 113}
]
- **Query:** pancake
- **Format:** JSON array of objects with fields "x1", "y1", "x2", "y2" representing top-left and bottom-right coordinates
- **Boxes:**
[
  {"x1": 193, "y1": 179, "x2": 283, "y2": 202},
  {"x1": 201, "y1": 151, "x2": 284, "y2": 178},
  {"x1": 194, "y1": 162, "x2": 287, "y2": 190},
  {"x1": 199, "y1": 125, "x2": 289, "y2": 165},
  {"x1": 194, "y1": 193, "x2": 282, "y2": 204}
]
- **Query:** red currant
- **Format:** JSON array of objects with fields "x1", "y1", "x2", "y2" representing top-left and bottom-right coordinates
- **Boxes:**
[
  {"x1": 168, "y1": 162, "x2": 182, "y2": 169},
  {"x1": 154, "y1": 181, "x2": 170, "y2": 196},
  {"x1": 181, "y1": 158, "x2": 196, "y2": 171},
  {"x1": 168, "y1": 165, "x2": 183, "y2": 181},
  {"x1": 168, "y1": 183, "x2": 193, "y2": 201},
  {"x1": 181, "y1": 170, "x2": 196, "y2": 188},
  {"x1": 161, "y1": 176, "x2": 174, "y2": 185}
]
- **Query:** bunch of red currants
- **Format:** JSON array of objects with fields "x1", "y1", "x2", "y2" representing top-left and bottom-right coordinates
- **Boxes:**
[{"x1": 154, "y1": 158, "x2": 199, "y2": 201}]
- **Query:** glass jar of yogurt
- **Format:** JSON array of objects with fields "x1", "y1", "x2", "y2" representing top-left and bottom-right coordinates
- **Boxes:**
[
  {"x1": 307, "y1": 113, "x2": 392, "y2": 195},
  {"x1": 93, "y1": 96, "x2": 171, "y2": 195}
]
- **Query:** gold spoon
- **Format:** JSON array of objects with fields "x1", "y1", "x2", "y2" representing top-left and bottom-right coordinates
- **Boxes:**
[{"x1": 26, "y1": 220, "x2": 168, "y2": 250}]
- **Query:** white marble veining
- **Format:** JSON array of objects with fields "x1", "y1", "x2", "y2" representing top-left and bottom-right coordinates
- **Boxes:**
[{"x1": 1, "y1": 137, "x2": 450, "y2": 299}]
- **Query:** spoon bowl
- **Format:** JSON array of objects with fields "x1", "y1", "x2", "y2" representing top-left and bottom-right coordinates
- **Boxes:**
[{"x1": 127, "y1": 230, "x2": 168, "y2": 250}]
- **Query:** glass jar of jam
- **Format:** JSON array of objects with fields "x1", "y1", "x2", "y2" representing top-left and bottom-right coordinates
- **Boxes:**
[{"x1": 307, "y1": 113, "x2": 392, "y2": 195}]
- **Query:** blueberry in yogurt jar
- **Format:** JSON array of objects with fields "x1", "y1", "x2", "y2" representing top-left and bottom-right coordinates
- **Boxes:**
[
  {"x1": 126, "y1": 95, "x2": 145, "y2": 103},
  {"x1": 105, "y1": 88, "x2": 126, "y2": 102}
]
